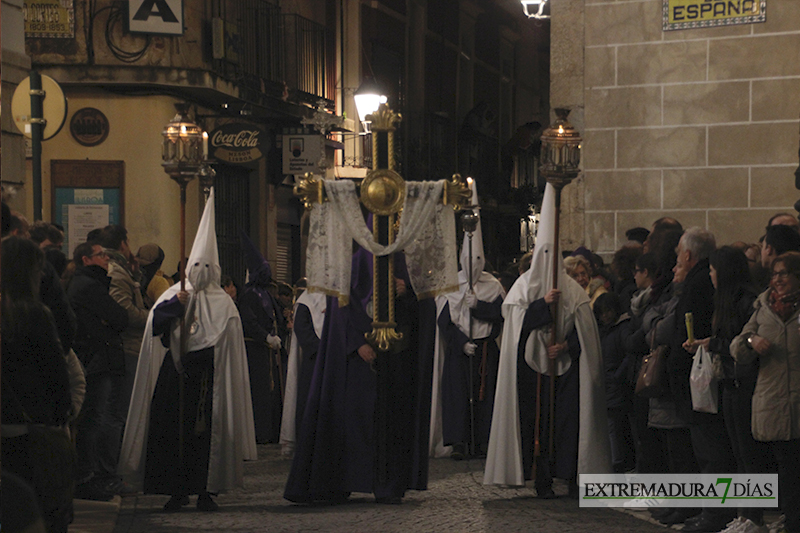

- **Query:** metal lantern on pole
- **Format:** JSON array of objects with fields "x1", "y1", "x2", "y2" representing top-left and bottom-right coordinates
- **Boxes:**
[
  {"x1": 161, "y1": 102, "x2": 205, "y2": 494},
  {"x1": 536, "y1": 107, "x2": 582, "y2": 473}
]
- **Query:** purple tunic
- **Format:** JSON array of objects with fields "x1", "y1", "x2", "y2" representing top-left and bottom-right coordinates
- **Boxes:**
[{"x1": 284, "y1": 248, "x2": 435, "y2": 502}]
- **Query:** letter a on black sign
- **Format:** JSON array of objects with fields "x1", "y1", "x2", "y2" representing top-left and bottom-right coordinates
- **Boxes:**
[{"x1": 133, "y1": 0, "x2": 179, "y2": 23}]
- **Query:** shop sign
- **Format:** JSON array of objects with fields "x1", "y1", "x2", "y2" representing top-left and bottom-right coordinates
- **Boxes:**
[
  {"x1": 23, "y1": 0, "x2": 75, "y2": 38},
  {"x1": 209, "y1": 123, "x2": 265, "y2": 167},
  {"x1": 129, "y1": 0, "x2": 184, "y2": 35},
  {"x1": 70, "y1": 108, "x2": 110, "y2": 147},
  {"x1": 663, "y1": 0, "x2": 766, "y2": 31},
  {"x1": 282, "y1": 135, "x2": 323, "y2": 175}
]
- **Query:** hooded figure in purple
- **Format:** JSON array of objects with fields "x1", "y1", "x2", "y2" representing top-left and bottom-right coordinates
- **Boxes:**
[
  {"x1": 239, "y1": 232, "x2": 286, "y2": 444},
  {"x1": 284, "y1": 242, "x2": 436, "y2": 504}
]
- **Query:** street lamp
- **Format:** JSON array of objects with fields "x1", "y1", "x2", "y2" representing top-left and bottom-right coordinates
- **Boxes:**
[
  {"x1": 162, "y1": 103, "x2": 205, "y2": 184},
  {"x1": 540, "y1": 108, "x2": 582, "y2": 188},
  {"x1": 521, "y1": 0, "x2": 549, "y2": 19},
  {"x1": 354, "y1": 78, "x2": 387, "y2": 132}
]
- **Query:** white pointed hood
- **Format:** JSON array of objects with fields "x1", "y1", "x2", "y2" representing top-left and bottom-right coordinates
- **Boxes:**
[
  {"x1": 446, "y1": 181, "x2": 505, "y2": 339},
  {"x1": 187, "y1": 188, "x2": 222, "y2": 291},
  {"x1": 483, "y1": 182, "x2": 611, "y2": 487},
  {"x1": 119, "y1": 189, "x2": 257, "y2": 494}
]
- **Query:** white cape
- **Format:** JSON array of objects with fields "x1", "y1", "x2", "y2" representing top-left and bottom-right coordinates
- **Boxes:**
[
  {"x1": 483, "y1": 183, "x2": 611, "y2": 486},
  {"x1": 118, "y1": 281, "x2": 258, "y2": 493},
  {"x1": 429, "y1": 296, "x2": 454, "y2": 458},
  {"x1": 280, "y1": 291, "x2": 326, "y2": 456}
]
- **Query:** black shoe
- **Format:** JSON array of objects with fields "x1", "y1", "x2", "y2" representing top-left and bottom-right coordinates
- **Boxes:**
[
  {"x1": 197, "y1": 494, "x2": 219, "y2": 512},
  {"x1": 568, "y1": 482, "x2": 579, "y2": 500},
  {"x1": 163, "y1": 495, "x2": 187, "y2": 512},
  {"x1": 649, "y1": 507, "x2": 674, "y2": 520},
  {"x1": 75, "y1": 480, "x2": 114, "y2": 502},
  {"x1": 536, "y1": 487, "x2": 557, "y2": 499},
  {"x1": 681, "y1": 514, "x2": 732, "y2": 533},
  {"x1": 450, "y1": 443, "x2": 466, "y2": 461},
  {"x1": 104, "y1": 478, "x2": 138, "y2": 495},
  {"x1": 658, "y1": 508, "x2": 700, "y2": 525}
]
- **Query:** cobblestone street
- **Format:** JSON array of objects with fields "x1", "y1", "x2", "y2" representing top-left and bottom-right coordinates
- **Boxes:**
[{"x1": 113, "y1": 444, "x2": 668, "y2": 533}]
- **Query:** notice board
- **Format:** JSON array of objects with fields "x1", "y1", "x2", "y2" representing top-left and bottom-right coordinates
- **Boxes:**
[{"x1": 51, "y1": 160, "x2": 125, "y2": 256}]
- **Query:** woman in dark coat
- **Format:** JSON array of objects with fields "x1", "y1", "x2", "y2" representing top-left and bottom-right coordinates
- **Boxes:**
[
  {"x1": 685, "y1": 246, "x2": 767, "y2": 532},
  {"x1": 2, "y1": 236, "x2": 72, "y2": 533}
]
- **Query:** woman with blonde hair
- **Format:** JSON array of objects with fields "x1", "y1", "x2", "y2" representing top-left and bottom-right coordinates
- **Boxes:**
[{"x1": 564, "y1": 254, "x2": 607, "y2": 308}]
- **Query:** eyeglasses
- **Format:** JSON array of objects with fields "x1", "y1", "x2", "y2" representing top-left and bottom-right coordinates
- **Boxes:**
[
  {"x1": 771, "y1": 270, "x2": 792, "y2": 280},
  {"x1": 90, "y1": 250, "x2": 108, "y2": 258}
]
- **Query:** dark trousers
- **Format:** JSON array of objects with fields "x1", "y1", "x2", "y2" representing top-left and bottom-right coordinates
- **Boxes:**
[
  {"x1": 76, "y1": 372, "x2": 125, "y2": 482},
  {"x1": 771, "y1": 439, "x2": 800, "y2": 532},
  {"x1": 517, "y1": 360, "x2": 579, "y2": 491},
  {"x1": 657, "y1": 427, "x2": 698, "y2": 474},
  {"x1": 630, "y1": 395, "x2": 669, "y2": 473},
  {"x1": 722, "y1": 383, "x2": 776, "y2": 524},
  {"x1": 607, "y1": 407, "x2": 635, "y2": 472},
  {"x1": 690, "y1": 412, "x2": 737, "y2": 521}
]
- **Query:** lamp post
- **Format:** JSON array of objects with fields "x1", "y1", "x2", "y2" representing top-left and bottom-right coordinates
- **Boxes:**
[
  {"x1": 161, "y1": 102, "x2": 205, "y2": 493},
  {"x1": 538, "y1": 107, "x2": 581, "y2": 469}
]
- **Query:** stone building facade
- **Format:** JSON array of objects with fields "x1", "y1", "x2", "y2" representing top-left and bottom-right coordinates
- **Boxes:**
[{"x1": 551, "y1": 0, "x2": 800, "y2": 254}]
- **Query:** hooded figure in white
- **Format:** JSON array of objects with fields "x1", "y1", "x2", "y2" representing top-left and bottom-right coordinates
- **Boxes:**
[
  {"x1": 279, "y1": 289, "x2": 326, "y2": 456},
  {"x1": 431, "y1": 183, "x2": 505, "y2": 457},
  {"x1": 483, "y1": 182, "x2": 610, "y2": 490},
  {"x1": 119, "y1": 188, "x2": 257, "y2": 509}
]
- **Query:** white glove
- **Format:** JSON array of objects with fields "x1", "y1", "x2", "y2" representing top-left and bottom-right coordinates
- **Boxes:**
[
  {"x1": 267, "y1": 334, "x2": 282, "y2": 350},
  {"x1": 465, "y1": 292, "x2": 478, "y2": 309},
  {"x1": 463, "y1": 342, "x2": 477, "y2": 356}
]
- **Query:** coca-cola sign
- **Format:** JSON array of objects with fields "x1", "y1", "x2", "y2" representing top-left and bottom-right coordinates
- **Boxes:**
[{"x1": 208, "y1": 123, "x2": 265, "y2": 167}]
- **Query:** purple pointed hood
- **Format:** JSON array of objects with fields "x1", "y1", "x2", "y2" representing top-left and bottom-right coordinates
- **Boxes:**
[{"x1": 240, "y1": 231, "x2": 272, "y2": 286}]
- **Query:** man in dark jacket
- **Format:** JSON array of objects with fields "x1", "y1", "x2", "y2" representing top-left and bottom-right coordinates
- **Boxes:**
[
  {"x1": 670, "y1": 227, "x2": 736, "y2": 533},
  {"x1": 68, "y1": 241, "x2": 129, "y2": 501}
]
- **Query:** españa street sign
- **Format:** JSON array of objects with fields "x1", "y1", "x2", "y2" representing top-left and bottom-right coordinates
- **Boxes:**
[{"x1": 663, "y1": 0, "x2": 766, "y2": 31}]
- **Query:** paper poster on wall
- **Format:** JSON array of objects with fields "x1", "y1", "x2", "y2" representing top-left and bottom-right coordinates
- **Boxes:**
[
  {"x1": 68, "y1": 204, "x2": 109, "y2": 255},
  {"x1": 55, "y1": 187, "x2": 121, "y2": 255}
]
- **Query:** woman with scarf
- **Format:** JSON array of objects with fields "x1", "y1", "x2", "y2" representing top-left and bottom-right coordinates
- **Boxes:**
[{"x1": 731, "y1": 251, "x2": 800, "y2": 533}]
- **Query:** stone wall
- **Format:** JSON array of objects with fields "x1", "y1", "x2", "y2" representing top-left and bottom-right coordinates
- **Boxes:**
[{"x1": 559, "y1": 0, "x2": 800, "y2": 254}]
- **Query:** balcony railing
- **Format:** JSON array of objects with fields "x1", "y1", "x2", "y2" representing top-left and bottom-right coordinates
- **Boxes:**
[{"x1": 211, "y1": 0, "x2": 329, "y2": 105}]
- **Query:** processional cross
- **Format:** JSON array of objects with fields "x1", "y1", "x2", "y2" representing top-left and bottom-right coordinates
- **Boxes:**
[{"x1": 294, "y1": 104, "x2": 471, "y2": 351}]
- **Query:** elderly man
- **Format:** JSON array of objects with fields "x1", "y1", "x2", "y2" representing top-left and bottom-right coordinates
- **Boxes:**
[{"x1": 670, "y1": 227, "x2": 737, "y2": 533}]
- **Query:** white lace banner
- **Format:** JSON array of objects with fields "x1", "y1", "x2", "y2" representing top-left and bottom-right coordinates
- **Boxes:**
[{"x1": 305, "y1": 179, "x2": 458, "y2": 304}]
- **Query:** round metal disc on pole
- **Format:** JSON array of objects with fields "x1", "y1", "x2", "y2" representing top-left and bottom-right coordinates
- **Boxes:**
[{"x1": 11, "y1": 74, "x2": 68, "y2": 140}]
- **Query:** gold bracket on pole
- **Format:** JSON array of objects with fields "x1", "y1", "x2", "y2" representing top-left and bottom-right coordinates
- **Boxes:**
[
  {"x1": 443, "y1": 173, "x2": 472, "y2": 210},
  {"x1": 293, "y1": 172, "x2": 326, "y2": 209}
]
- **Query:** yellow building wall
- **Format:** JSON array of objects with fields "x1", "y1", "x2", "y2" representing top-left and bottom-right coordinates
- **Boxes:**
[{"x1": 35, "y1": 90, "x2": 202, "y2": 275}]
